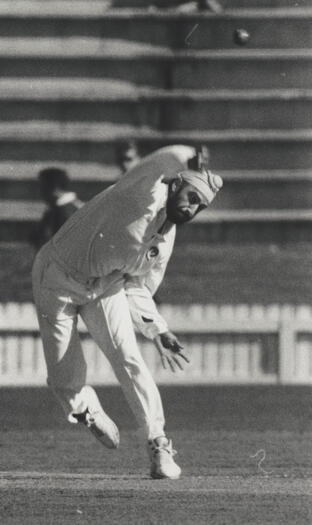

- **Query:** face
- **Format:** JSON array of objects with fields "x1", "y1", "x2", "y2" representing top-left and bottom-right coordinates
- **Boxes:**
[
  {"x1": 119, "y1": 150, "x2": 140, "y2": 174},
  {"x1": 121, "y1": 157, "x2": 139, "y2": 174},
  {"x1": 166, "y1": 181, "x2": 208, "y2": 224}
]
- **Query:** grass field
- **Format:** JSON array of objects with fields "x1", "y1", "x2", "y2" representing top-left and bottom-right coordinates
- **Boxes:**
[{"x1": 0, "y1": 385, "x2": 311, "y2": 524}]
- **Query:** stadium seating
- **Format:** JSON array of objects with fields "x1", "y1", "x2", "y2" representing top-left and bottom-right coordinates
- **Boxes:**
[
  {"x1": 0, "y1": 0, "x2": 311, "y2": 243},
  {"x1": 114, "y1": 1, "x2": 309, "y2": 7}
]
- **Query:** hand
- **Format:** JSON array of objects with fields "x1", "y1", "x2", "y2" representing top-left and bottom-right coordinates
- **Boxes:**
[
  {"x1": 162, "y1": 173, "x2": 182, "y2": 185},
  {"x1": 188, "y1": 145, "x2": 210, "y2": 172},
  {"x1": 154, "y1": 331, "x2": 190, "y2": 372}
]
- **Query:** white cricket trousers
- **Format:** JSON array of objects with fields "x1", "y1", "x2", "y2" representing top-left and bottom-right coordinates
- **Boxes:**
[{"x1": 32, "y1": 243, "x2": 165, "y2": 440}]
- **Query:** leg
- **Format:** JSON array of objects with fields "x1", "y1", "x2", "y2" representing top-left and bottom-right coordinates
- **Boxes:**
[
  {"x1": 32, "y1": 251, "x2": 119, "y2": 448},
  {"x1": 32, "y1": 251, "x2": 88, "y2": 420},
  {"x1": 37, "y1": 312, "x2": 90, "y2": 421},
  {"x1": 80, "y1": 288, "x2": 165, "y2": 441},
  {"x1": 81, "y1": 289, "x2": 181, "y2": 478}
]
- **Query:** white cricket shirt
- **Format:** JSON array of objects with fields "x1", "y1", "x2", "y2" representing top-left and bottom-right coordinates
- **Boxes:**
[{"x1": 50, "y1": 145, "x2": 195, "y2": 338}]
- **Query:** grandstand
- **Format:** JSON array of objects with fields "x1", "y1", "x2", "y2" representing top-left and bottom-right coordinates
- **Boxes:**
[{"x1": 0, "y1": 0, "x2": 312, "y2": 385}]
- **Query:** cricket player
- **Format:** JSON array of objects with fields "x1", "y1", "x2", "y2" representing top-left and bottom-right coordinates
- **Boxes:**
[{"x1": 32, "y1": 144, "x2": 222, "y2": 479}]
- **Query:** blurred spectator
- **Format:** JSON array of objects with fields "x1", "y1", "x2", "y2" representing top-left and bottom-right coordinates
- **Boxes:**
[
  {"x1": 117, "y1": 140, "x2": 141, "y2": 174},
  {"x1": 30, "y1": 167, "x2": 83, "y2": 249}
]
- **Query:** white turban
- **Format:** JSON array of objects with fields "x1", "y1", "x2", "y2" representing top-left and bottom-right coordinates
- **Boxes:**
[{"x1": 179, "y1": 169, "x2": 223, "y2": 204}]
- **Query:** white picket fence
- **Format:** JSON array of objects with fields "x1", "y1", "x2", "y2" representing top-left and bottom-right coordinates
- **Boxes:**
[{"x1": 0, "y1": 302, "x2": 312, "y2": 385}]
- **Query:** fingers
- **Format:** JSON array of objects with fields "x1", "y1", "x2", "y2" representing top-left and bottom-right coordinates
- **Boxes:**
[
  {"x1": 155, "y1": 333, "x2": 190, "y2": 372},
  {"x1": 160, "y1": 354, "x2": 167, "y2": 370},
  {"x1": 160, "y1": 352, "x2": 189, "y2": 372},
  {"x1": 179, "y1": 352, "x2": 190, "y2": 364},
  {"x1": 154, "y1": 337, "x2": 163, "y2": 354},
  {"x1": 172, "y1": 356, "x2": 184, "y2": 371},
  {"x1": 173, "y1": 351, "x2": 190, "y2": 368},
  {"x1": 160, "y1": 353, "x2": 175, "y2": 372},
  {"x1": 167, "y1": 357, "x2": 176, "y2": 373}
]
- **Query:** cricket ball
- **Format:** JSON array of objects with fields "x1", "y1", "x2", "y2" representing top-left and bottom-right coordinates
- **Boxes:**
[{"x1": 233, "y1": 28, "x2": 250, "y2": 46}]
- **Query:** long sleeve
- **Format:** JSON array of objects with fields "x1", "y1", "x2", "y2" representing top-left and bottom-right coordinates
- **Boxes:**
[
  {"x1": 126, "y1": 279, "x2": 169, "y2": 340},
  {"x1": 125, "y1": 229, "x2": 175, "y2": 340},
  {"x1": 51, "y1": 145, "x2": 195, "y2": 281}
]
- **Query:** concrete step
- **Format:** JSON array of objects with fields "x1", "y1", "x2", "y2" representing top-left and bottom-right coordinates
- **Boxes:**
[
  {"x1": 217, "y1": 0, "x2": 309, "y2": 6},
  {"x1": 113, "y1": 0, "x2": 310, "y2": 7},
  {"x1": 3, "y1": 201, "x2": 312, "y2": 222},
  {"x1": 0, "y1": 160, "x2": 119, "y2": 181},
  {"x1": 1, "y1": 203, "x2": 311, "y2": 243},
  {"x1": 113, "y1": 0, "x2": 311, "y2": 6},
  {"x1": 179, "y1": 212, "x2": 312, "y2": 243},
  {"x1": 166, "y1": 92, "x2": 312, "y2": 130},
  {"x1": 4, "y1": 244, "x2": 312, "y2": 306},
  {"x1": 0, "y1": 5, "x2": 310, "y2": 49},
  {"x1": 213, "y1": 179, "x2": 312, "y2": 211},
  {"x1": 218, "y1": 0, "x2": 309, "y2": 6},
  {"x1": 0, "y1": 40, "x2": 310, "y2": 89},
  {"x1": 1, "y1": 163, "x2": 311, "y2": 182},
  {"x1": 0, "y1": 122, "x2": 309, "y2": 170},
  {"x1": 0, "y1": 176, "x2": 110, "y2": 202},
  {"x1": 0, "y1": 81, "x2": 311, "y2": 130},
  {"x1": 171, "y1": 49, "x2": 312, "y2": 90},
  {"x1": 1, "y1": 180, "x2": 311, "y2": 210},
  {"x1": 0, "y1": 2, "x2": 308, "y2": 16},
  {"x1": 2, "y1": 79, "x2": 311, "y2": 102},
  {"x1": 1, "y1": 167, "x2": 312, "y2": 210},
  {"x1": 1, "y1": 242, "x2": 312, "y2": 306}
]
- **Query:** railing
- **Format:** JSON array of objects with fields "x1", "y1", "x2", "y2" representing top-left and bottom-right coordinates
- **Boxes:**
[{"x1": 0, "y1": 302, "x2": 312, "y2": 385}]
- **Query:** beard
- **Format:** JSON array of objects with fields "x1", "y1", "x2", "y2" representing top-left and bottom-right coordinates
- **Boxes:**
[{"x1": 166, "y1": 199, "x2": 192, "y2": 225}]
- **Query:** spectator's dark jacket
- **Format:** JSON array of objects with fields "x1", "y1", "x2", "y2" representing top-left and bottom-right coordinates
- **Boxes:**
[{"x1": 30, "y1": 192, "x2": 83, "y2": 249}]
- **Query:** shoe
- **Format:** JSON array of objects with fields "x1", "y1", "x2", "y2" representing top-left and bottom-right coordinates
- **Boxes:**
[
  {"x1": 148, "y1": 436, "x2": 181, "y2": 479},
  {"x1": 73, "y1": 386, "x2": 119, "y2": 449}
]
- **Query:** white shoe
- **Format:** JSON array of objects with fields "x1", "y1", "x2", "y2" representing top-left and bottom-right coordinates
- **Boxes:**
[
  {"x1": 73, "y1": 386, "x2": 119, "y2": 449},
  {"x1": 148, "y1": 436, "x2": 181, "y2": 479}
]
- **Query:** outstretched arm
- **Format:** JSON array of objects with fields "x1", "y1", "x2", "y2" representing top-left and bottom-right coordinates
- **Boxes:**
[
  {"x1": 125, "y1": 232, "x2": 190, "y2": 372},
  {"x1": 125, "y1": 270, "x2": 189, "y2": 372},
  {"x1": 125, "y1": 259, "x2": 170, "y2": 340}
]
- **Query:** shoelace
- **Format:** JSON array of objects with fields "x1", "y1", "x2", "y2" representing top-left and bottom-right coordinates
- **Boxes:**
[
  {"x1": 151, "y1": 440, "x2": 177, "y2": 457},
  {"x1": 85, "y1": 412, "x2": 95, "y2": 428},
  {"x1": 73, "y1": 408, "x2": 99, "y2": 429},
  {"x1": 85, "y1": 411, "x2": 105, "y2": 433},
  {"x1": 72, "y1": 408, "x2": 89, "y2": 424}
]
